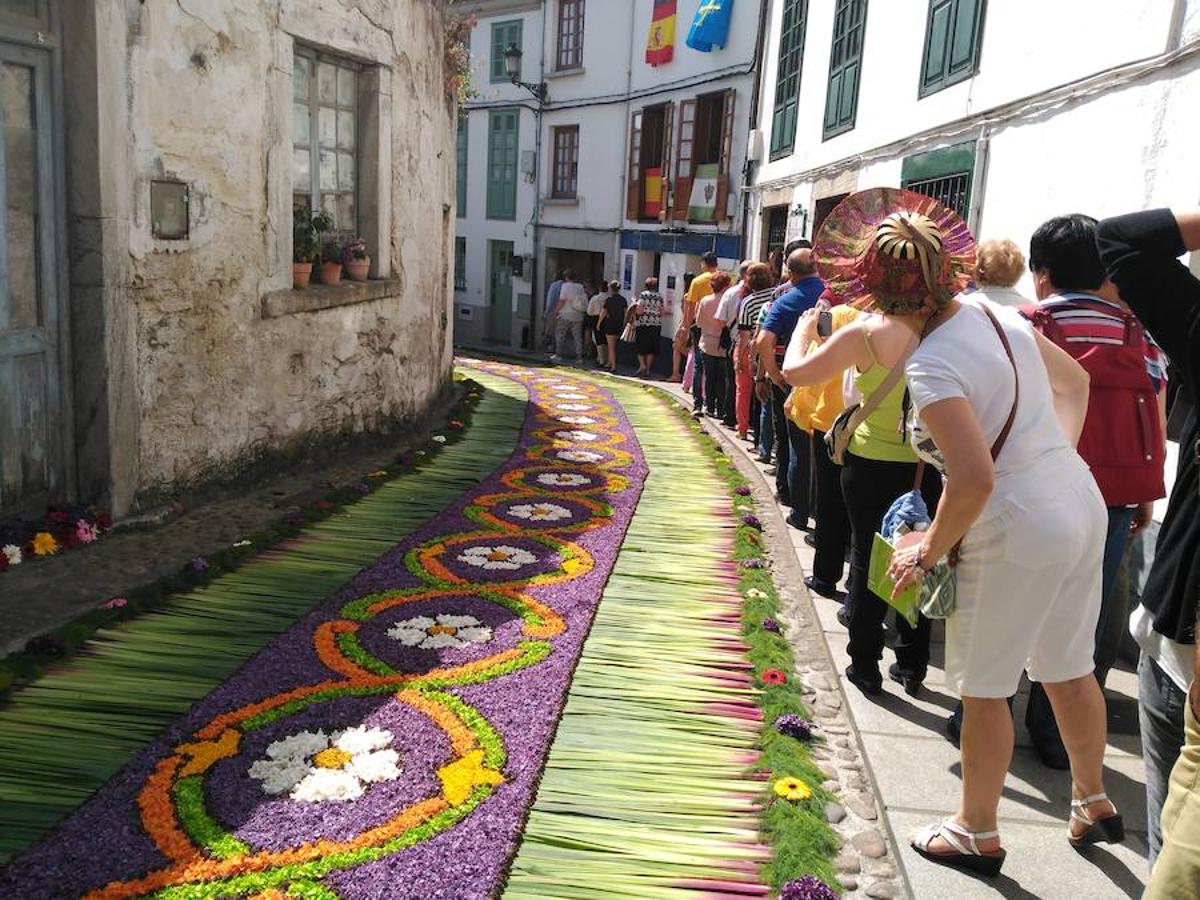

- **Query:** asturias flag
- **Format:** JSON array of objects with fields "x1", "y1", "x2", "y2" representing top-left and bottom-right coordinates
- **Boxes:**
[
  {"x1": 645, "y1": 0, "x2": 677, "y2": 66},
  {"x1": 686, "y1": 0, "x2": 734, "y2": 53}
]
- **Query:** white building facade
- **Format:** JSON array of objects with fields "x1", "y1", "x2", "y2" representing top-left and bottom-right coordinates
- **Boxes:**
[{"x1": 454, "y1": 0, "x2": 761, "y2": 359}]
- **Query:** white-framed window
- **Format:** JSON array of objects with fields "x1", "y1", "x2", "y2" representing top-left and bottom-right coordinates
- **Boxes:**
[{"x1": 293, "y1": 46, "x2": 359, "y2": 232}]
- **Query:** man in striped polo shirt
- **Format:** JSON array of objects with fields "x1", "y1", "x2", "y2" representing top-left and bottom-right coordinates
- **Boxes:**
[{"x1": 1021, "y1": 213, "x2": 1168, "y2": 768}]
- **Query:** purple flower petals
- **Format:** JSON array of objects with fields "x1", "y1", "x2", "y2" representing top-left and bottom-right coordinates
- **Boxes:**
[
  {"x1": 780, "y1": 875, "x2": 839, "y2": 900},
  {"x1": 761, "y1": 618, "x2": 781, "y2": 634},
  {"x1": 741, "y1": 514, "x2": 763, "y2": 530},
  {"x1": 734, "y1": 486, "x2": 751, "y2": 496},
  {"x1": 775, "y1": 713, "x2": 814, "y2": 741}
]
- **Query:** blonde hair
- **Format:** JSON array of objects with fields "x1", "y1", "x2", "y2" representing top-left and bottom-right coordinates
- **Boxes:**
[{"x1": 975, "y1": 239, "x2": 1025, "y2": 288}]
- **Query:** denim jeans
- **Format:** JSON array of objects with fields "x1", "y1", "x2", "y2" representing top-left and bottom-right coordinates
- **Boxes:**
[
  {"x1": 1024, "y1": 505, "x2": 1136, "y2": 745},
  {"x1": 758, "y1": 396, "x2": 774, "y2": 459},
  {"x1": 770, "y1": 383, "x2": 811, "y2": 521},
  {"x1": 1140, "y1": 652, "x2": 1189, "y2": 863}
]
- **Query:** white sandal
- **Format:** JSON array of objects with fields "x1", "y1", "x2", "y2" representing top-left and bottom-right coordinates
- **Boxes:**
[
  {"x1": 911, "y1": 819, "x2": 1005, "y2": 877},
  {"x1": 1068, "y1": 792, "x2": 1124, "y2": 847}
]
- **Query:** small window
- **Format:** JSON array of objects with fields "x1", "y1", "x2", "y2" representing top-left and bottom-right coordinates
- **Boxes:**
[
  {"x1": 454, "y1": 237, "x2": 467, "y2": 290},
  {"x1": 456, "y1": 116, "x2": 468, "y2": 218},
  {"x1": 822, "y1": 0, "x2": 868, "y2": 140},
  {"x1": 920, "y1": 0, "x2": 986, "y2": 97},
  {"x1": 293, "y1": 46, "x2": 359, "y2": 231},
  {"x1": 486, "y1": 108, "x2": 520, "y2": 221},
  {"x1": 901, "y1": 141, "x2": 976, "y2": 221},
  {"x1": 551, "y1": 126, "x2": 579, "y2": 198},
  {"x1": 556, "y1": 0, "x2": 585, "y2": 71},
  {"x1": 770, "y1": 0, "x2": 809, "y2": 161},
  {"x1": 491, "y1": 20, "x2": 523, "y2": 83}
]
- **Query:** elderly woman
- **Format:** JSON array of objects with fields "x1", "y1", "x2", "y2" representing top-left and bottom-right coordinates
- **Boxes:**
[
  {"x1": 972, "y1": 238, "x2": 1031, "y2": 307},
  {"x1": 628, "y1": 277, "x2": 665, "y2": 377},
  {"x1": 792, "y1": 189, "x2": 1120, "y2": 876}
]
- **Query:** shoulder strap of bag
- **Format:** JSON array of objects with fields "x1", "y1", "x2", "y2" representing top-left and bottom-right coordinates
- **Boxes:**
[
  {"x1": 979, "y1": 303, "x2": 1020, "y2": 461},
  {"x1": 845, "y1": 330, "x2": 918, "y2": 433}
]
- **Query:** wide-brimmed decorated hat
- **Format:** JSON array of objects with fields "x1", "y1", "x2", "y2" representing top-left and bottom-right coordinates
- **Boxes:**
[{"x1": 813, "y1": 187, "x2": 975, "y2": 314}]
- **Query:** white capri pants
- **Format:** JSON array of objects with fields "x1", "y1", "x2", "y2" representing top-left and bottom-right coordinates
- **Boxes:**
[{"x1": 945, "y1": 469, "x2": 1107, "y2": 698}]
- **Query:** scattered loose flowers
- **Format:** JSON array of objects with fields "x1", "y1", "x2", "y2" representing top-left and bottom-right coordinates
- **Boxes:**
[{"x1": 0, "y1": 508, "x2": 109, "y2": 574}]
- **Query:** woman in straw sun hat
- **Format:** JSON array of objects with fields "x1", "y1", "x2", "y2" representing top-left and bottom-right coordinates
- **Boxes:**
[{"x1": 786, "y1": 188, "x2": 1121, "y2": 876}]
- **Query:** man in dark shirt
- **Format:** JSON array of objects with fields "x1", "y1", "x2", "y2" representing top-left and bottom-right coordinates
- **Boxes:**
[
  {"x1": 755, "y1": 248, "x2": 824, "y2": 528},
  {"x1": 1096, "y1": 209, "x2": 1200, "y2": 889}
]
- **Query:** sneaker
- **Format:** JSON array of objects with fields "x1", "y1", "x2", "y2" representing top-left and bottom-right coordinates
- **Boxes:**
[
  {"x1": 846, "y1": 663, "x2": 882, "y2": 696},
  {"x1": 888, "y1": 662, "x2": 925, "y2": 698}
]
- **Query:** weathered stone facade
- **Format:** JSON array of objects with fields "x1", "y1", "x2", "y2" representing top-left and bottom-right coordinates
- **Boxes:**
[{"x1": 61, "y1": 1, "x2": 455, "y2": 516}]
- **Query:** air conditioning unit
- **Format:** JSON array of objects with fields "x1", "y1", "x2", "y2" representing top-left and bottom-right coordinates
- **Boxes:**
[{"x1": 746, "y1": 129, "x2": 764, "y2": 163}]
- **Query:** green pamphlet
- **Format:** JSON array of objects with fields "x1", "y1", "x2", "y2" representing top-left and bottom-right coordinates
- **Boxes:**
[{"x1": 868, "y1": 532, "x2": 920, "y2": 629}]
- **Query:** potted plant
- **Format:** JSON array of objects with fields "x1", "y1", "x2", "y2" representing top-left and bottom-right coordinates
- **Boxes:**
[
  {"x1": 342, "y1": 236, "x2": 370, "y2": 282},
  {"x1": 318, "y1": 238, "x2": 343, "y2": 285},
  {"x1": 292, "y1": 207, "x2": 318, "y2": 289}
]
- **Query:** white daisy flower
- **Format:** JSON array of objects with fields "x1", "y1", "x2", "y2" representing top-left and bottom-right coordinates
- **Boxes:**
[
  {"x1": 553, "y1": 403, "x2": 593, "y2": 412},
  {"x1": 554, "y1": 429, "x2": 599, "y2": 442},
  {"x1": 456, "y1": 544, "x2": 539, "y2": 571},
  {"x1": 556, "y1": 449, "x2": 604, "y2": 464},
  {"x1": 536, "y1": 472, "x2": 590, "y2": 487},
  {"x1": 508, "y1": 502, "x2": 573, "y2": 522},
  {"x1": 2, "y1": 544, "x2": 22, "y2": 566},
  {"x1": 387, "y1": 613, "x2": 493, "y2": 649},
  {"x1": 249, "y1": 727, "x2": 401, "y2": 803},
  {"x1": 553, "y1": 392, "x2": 588, "y2": 400},
  {"x1": 432, "y1": 435, "x2": 447, "y2": 444},
  {"x1": 559, "y1": 415, "x2": 597, "y2": 426}
]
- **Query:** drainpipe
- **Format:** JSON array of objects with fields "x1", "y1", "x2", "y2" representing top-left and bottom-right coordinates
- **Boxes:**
[
  {"x1": 968, "y1": 125, "x2": 990, "y2": 239},
  {"x1": 739, "y1": 0, "x2": 772, "y2": 260},
  {"x1": 528, "y1": 1, "x2": 548, "y2": 350}
]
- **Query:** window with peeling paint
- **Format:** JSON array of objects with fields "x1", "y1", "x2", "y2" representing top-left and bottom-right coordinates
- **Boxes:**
[{"x1": 292, "y1": 46, "x2": 358, "y2": 234}]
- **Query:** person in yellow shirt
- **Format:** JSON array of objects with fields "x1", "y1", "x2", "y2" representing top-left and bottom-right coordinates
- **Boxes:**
[
  {"x1": 672, "y1": 252, "x2": 719, "y2": 383},
  {"x1": 788, "y1": 302, "x2": 860, "y2": 599}
]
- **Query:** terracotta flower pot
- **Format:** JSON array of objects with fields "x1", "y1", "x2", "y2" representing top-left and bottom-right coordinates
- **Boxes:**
[
  {"x1": 292, "y1": 261, "x2": 313, "y2": 289},
  {"x1": 318, "y1": 261, "x2": 343, "y2": 285},
  {"x1": 346, "y1": 257, "x2": 370, "y2": 282}
]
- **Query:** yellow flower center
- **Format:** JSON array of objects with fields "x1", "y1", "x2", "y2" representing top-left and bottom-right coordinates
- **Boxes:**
[
  {"x1": 312, "y1": 747, "x2": 353, "y2": 770},
  {"x1": 532, "y1": 506, "x2": 555, "y2": 516},
  {"x1": 427, "y1": 624, "x2": 458, "y2": 636},
  {"x1": 486, "y1": 549, "x2": 512, "y2": 562}
]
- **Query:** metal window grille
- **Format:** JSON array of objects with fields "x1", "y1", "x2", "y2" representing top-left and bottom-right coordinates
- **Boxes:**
[
  {"x1": 765, "y1": 206, "x2": 789, "y2": 259},
  {"x1": 556, "y1": 0, "x2": 585, "y2": 70},
  {"x1": 904, "y1": 171, "x2": 971, "y2": 220},
  {"x1": 292, "y1": 46, "x2": 359, "y2": 233},
  {"x1": 551, "y1": 126, "x2": 579, "y2": 198}
]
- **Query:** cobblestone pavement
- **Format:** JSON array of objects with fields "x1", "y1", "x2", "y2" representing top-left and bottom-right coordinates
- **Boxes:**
[{"x1": 0, "y1": 396, "x2": 460, "y2": 657}]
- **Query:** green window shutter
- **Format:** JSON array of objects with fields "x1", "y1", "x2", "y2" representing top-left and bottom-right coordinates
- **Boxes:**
[
  {"x1": 486, "y1": 109, "x2": 519, "y2": 221},
  {"x1": 491, "y1": 20, "x2": 522, "y2": 83},
  {"x1": 456, "y1": 116, "x2": 468, "y2": 218},
  {"x1": 822, "y1": 0, "x2": 867, "y2": 140},
  {"x1": 920, "y1": 0, "x2": 985, "y2": 96},
  {"x1": 454, "y1": 237, "x2": 467, "y2": 290},
  {"x1": 769, "y1": 0, "x2": 809, "y2": 161},
  {"x1": 900, "y1": 141, "x2": 976, "y2": 220}
]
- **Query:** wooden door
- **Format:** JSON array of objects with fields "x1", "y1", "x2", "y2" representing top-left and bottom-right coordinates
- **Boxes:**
[
  {"x1": 0, "y1": 35, "x2": 66, "y2": 516},
  {"x1": 488, "y1": 240, "x2": 514, "y2": 343}
]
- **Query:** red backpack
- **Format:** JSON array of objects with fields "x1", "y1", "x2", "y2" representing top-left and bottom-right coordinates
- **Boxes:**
[{"x1": 1022, "y1": 299, "x2": 1165, "y2": 506}]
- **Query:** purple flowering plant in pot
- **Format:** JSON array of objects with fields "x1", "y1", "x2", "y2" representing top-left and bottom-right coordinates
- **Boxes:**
[{"x1": 342, "y1": 235, "x2": 370, "y2": 281}]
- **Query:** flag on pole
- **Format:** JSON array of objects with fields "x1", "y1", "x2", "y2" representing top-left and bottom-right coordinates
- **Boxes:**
[
  {"x1": 686, "y1": 0, "x2": 734, "y2": 53},
  {"x1": 645, "y1": 0, "x2": 677, "y2": 66}
]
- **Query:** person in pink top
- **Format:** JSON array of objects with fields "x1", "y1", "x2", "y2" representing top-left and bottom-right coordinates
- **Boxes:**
[{"x1": 694, "y1": 271, "x2": 732, "y2": 419}]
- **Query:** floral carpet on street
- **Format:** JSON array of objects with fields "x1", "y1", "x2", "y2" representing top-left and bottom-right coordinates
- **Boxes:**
[{"x1": 1, "y1": 362, "x2": 825, "y2": 898}]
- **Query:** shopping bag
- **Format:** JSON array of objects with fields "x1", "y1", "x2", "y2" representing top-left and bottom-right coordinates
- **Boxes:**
[{"x1": 867, "y1": 532, "x2": 920, "y2": 629}]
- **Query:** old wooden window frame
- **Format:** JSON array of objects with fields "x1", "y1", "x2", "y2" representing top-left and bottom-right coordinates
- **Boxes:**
[
  {"x1": 550, "y1": 125, "x2": 579, "y2": 199},
  {"x1": 770, "y1": 0, "x2": 809, "y2": 161},
  {"x1": 293, "y1": 44, "x2": 360, "y2": 234},
  {"x1": 919, "y1": 0, "x2": 986, "y2": 97},
  {"x1": 556, "y1": 0, "x2": 585, "y2": 71},
  {"x1": 486, "y1": 107, "x2": 520, "y2": 221},
  {"x1": 822, "y1": 0, "x2": 867, "y2": 140},
  {"x1": 490, "y1": 19, "x2": 522, "y2": 83}
]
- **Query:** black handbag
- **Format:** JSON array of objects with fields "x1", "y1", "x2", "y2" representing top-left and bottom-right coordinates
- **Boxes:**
[{"x1": 719, "y1": 326, "x2": 733, "y2": 351}]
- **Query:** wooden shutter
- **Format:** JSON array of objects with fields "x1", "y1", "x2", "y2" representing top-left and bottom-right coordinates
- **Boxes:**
[
  {"x1": 660, "y1": 101, "x2": 675, "y2": 220},
  {"x1": 716, "y1": 88, "x2": 735, "y2": 220},
  {"x1": 672, "y1": 99, "x2": 695, "y2": 222},
  {"x1": 626, "y1": 109, "x2": 642, "y2": 221}
]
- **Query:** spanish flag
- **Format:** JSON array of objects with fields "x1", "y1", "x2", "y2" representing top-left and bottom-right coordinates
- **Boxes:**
[{"x1": 645, "y1": 0, "x2": 677, "y2": 66}]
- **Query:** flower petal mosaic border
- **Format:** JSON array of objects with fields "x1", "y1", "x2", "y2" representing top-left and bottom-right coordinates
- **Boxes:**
[{"x1": 0, "y1": 364, "x2": 646, "y2": 900}]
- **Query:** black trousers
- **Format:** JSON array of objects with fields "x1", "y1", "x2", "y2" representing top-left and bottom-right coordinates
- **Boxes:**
[
  {"x1": 770, "y1": 383, "x2": 811, "y2": 522},
  {"x1": 701, "y1": 352, "x2": 727, "y2": 417},
  {"x1": 841, "y1": 451, "x2": 942, "y2": 678},
  {"x1": 722, "y1": 354, "x2": 737, "y2": 427},
  {"x1": 811, "y1": 429, "x2": 850, "y2": 587}
]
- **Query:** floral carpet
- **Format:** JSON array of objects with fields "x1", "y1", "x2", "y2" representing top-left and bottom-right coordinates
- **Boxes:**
[{"x1": 2, "y1": 364, "x2": 655, "y2": 899}]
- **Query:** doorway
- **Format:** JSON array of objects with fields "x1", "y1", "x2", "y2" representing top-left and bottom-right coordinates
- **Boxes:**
[
  {"x1": 488, "y1": 240, "x2": 514, "y2": 343},
  {"x1": 0, "y1": 13, "x2": 67, "y2": 517}
]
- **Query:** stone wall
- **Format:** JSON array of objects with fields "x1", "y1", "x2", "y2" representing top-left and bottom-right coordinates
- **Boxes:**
[{"x1": 68, "y1": 1, "x2": 456, "y2": 513}]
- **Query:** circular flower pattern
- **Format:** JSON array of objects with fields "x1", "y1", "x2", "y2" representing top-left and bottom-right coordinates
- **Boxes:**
[
  {"x1": 553, "y1": 430, "x2": 599, "y2": 443},
  {"x1": 555, "y1": 449, "x2": 604, "y2": 464},
  {"x1": 457, "y1": 544, "x2": 539, "y2": 571},
  {"x1": 552, "y1": 392, "x2": 588, "y2": 401},
  {"x1": 248, "y1": 727, "x2": 401, "y2": 803},
  {"x1": 508, "y1": 502, "x2": 573, "y2": 522},
  {"x1": 387, "y1": 613, "x2": 493, "y2": 649},
  {"x1": 558, "y1": 415, "x2": 597, "y2": 426},
  {"x1": 553, "y1": 403, "x2": 594, "y2": 412},
  {"x1": 536, "y1": 473, "x2": 591, "y2": 488}
]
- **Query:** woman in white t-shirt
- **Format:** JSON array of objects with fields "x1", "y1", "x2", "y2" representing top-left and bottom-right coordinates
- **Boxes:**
[{"x1": 813, "y1": 188, "x2": 1121, "y2": 878}]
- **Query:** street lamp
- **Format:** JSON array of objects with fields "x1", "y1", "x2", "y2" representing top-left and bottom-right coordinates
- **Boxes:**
[{"x1": 503, "y1": 44, "x2": 549, "y2": 103}]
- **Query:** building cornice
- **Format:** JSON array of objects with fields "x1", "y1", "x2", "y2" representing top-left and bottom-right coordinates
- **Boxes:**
[{"x1": 454, "y1": 0, "x2": 541, "y2": 18}]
